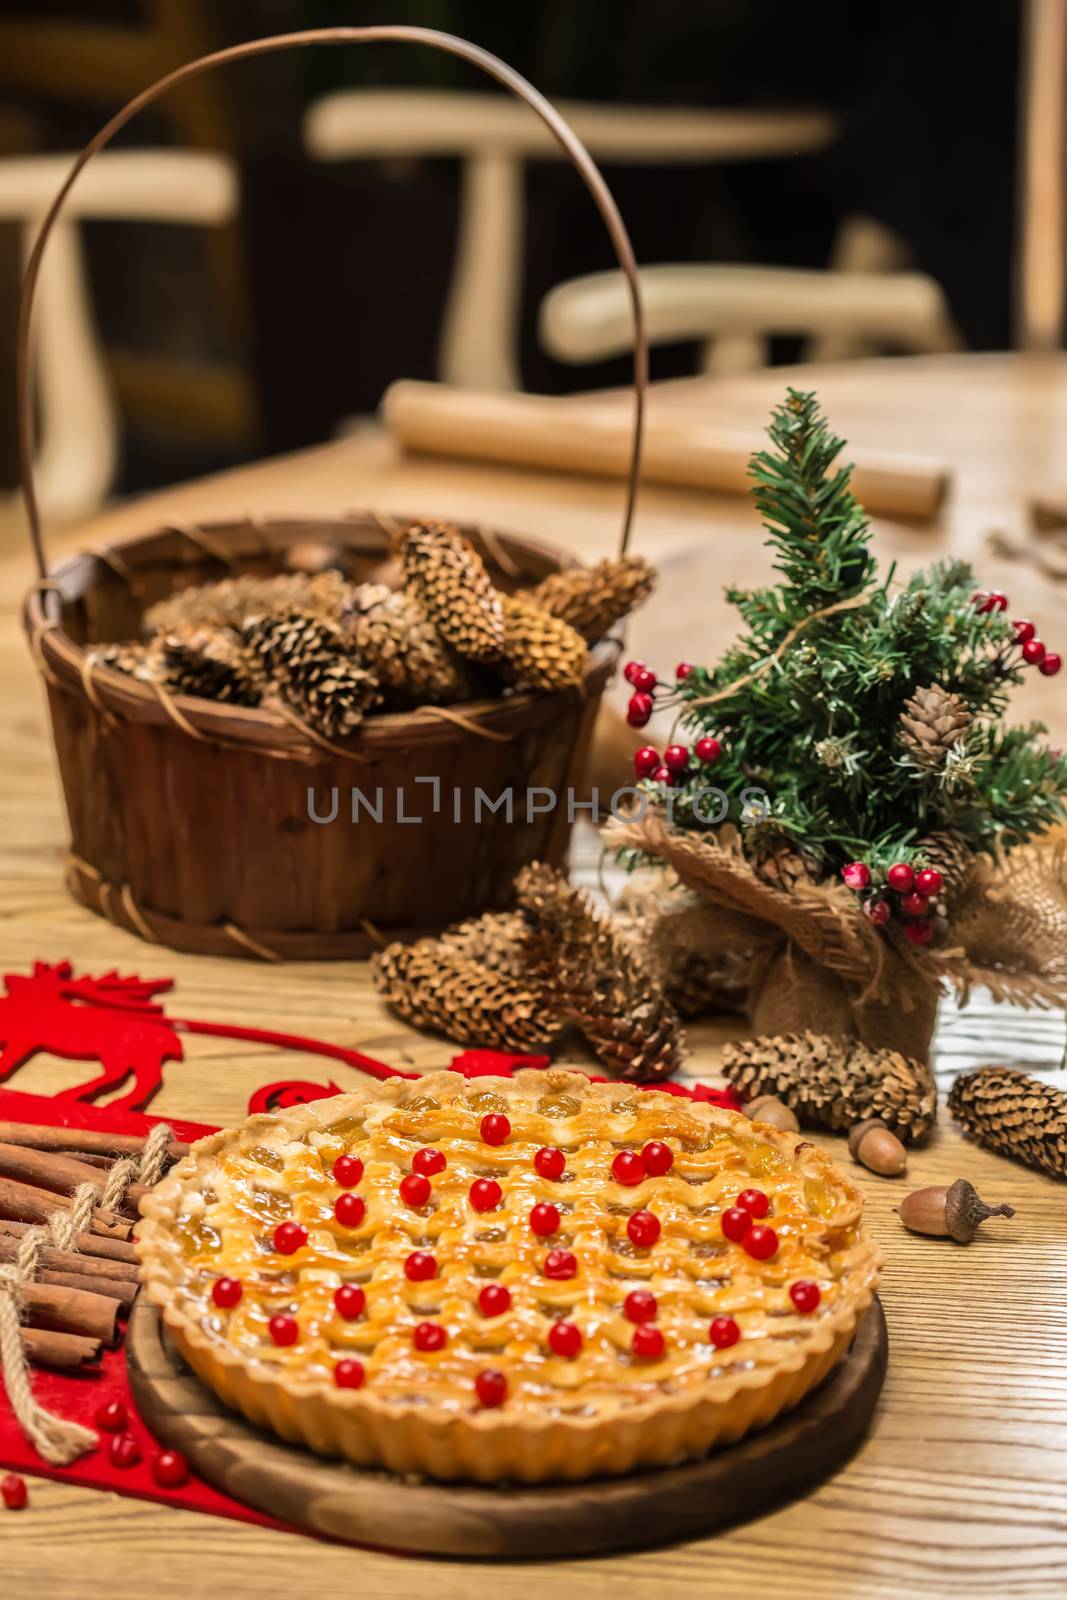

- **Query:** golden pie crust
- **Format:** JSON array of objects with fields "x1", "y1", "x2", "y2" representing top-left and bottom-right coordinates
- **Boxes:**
[{"x1": 136, "y1": 1069, "x2": 881, "y2": 1483}]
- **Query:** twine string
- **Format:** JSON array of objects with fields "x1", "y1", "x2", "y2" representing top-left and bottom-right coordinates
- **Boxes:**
[
  {"x1": 0, "y1": 1122, "x2": 172, "y2": 1465},
  {"x1": 684, "y1": 592, "x2": 870, "y2": 712}
]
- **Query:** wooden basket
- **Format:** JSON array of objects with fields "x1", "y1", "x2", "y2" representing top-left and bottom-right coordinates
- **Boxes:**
[{"x1": 17, "y1": 27, "x2": 647, "y2": 962}]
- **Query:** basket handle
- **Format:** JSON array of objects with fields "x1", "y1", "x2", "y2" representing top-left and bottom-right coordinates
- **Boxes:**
[{"x1": 16, "y1": 25, "x2": 647, "y2": 582}]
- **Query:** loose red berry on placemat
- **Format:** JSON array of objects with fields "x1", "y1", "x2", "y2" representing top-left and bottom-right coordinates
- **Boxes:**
[
  {"x1": 543, "y1": 1248, "x2": 577, "y2": 1280},
  {"x1": 633, "y1": 745, "x2": 660, "y2": 778},
  {"x1": 915, "y1": 868, "x2": 943, "y2": 897},
  {"x1": 865, "y1": 897, "x2": 891, "y2": 925},
  {"x1": 626, "y1": 691, "x2": 653, "y2": 728},
  {"x1": 627, "y1": 1210, "x2": 660, "y2": 1248},
  {"x1": 900, "y1": 892, "x2": 929, "y2": 918},
  {"x1": 612, "y1": 1150, "x2": 644, "y2": 1186},
  {"x1": 1013, "y1": 618, "x2": 1036, "y2": 642},
  {"x1": 94, "y1": 1399, "x2": 128, "y2": 1433},
  {"x1": 1040, "y1": 651, "x2": 1062, "y2": 676},
  {"x1": 743, "y1": 1224, "x2": 779, "y2": 1260},
  {"x1": 534, "y1": 1146, "x2": 566, "y2": 1180},
  {"x1": 1, "y1": 1474, "x2": 28, "y2": 1509},
  {"x1": 886, "y1": 862, "x2": 915, "y2": 893},
  {"x1": 632, "y1": 1325, "x2": 665, "y2": 1360},
  {"x1": 334, "y1": 1192, "x2": 366, "y2": 1228},
  {"x1": 211, "y1": 1275, "x2": 243, "y2": 1309},
  {"x1": 273, "y1": 1221, "x2": 308, "y2": 1256},
  {"x1": 470, "y1": 1177, "x2": 502, "y2": 1212},
  {"x1": 152, "y1": 1450, "x2": 189, "y2": 1488},
  {"x1": 720, "y1": 1205, "x2": 750, "y2": 1243},
  {"x1": 548, "y1": 1320, "x2": 582, "y2": 1358},
  {"x1": 334, "y1": 1284, "x2": 365, "y2": 1320},
  {"x1": 404, "y1": 1250, "x2": 437, "y2": 1282},
  {"x1": 413, "y1": 1321, "x2": 447, "y2": 1352},
  {"x1": 709, "y1": 1315, "x2": 741, "y2": 1349},
  {"x1": 904, "y1": 919, "x2": 934, "y2": 946},
  {"x1": 1022, "y1": 638, "x2": 1046, "y2": 665},
  {"x1": 108, "y1": 1433, "x2": 141, "y2": 1470},
  {"x1": 841, "y1": 862, "x2": 870, "y2": 890},
  {"x1": 478, "y1": 1283, "x2": 511, "y2": 1317},
  {"x1": 530, "y1": 1202, "x2": 560, "y2": 1237},
  {"x1": 663, "y1": 743, "x2": 688, "y2": 773},
  {"x1": 789, "y1": 1280, "x2": 822, "y2": 1314},
  {"x1": 334, "y1": 1359, "x2": 365, "y2": 1390},
  {"x1": 399, "y1": 1172, "x2": 431, "y2": 1208},
  {"x1": 624, "y1": 1289, "x2": 657, "y2": 1324},
  {"x1": 332, "y1": 1153, "x2": 363, "y2": 1187},
  {"x1": 269, "y1": 1314, "x2": 299, "y2": 1347},
  {"x1": 412, "y1": 1147, "x2": 446, "y2": 1177},
  {"x1": 475, "y1": 1368, "x2": 507, "y2": 1408},
  {"x1": 641, "y1": 1140, "x2": 674, "y2": 1176},
  {"x1": 480, "y1": 1113, "x2": 511, "y2": 1146},
  {"x1": 736, "y1": 1188, "x2": 770, "y2": 1219},
  {"x1": 694, "y1": 735, "x2": 722, "y2": 764}
]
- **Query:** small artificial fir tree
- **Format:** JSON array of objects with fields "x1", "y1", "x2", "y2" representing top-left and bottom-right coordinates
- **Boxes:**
[{"x1": 623, "y1": 389, "x2": 1067, "y2": 940}]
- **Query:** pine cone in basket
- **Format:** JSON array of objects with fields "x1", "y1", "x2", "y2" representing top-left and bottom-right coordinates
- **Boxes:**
[
  {"x1": 91, "y1": 639, "x2": 162, "y2": 683},
  {"x1": 499, "y1": 593, "x2": 587, "y2": 692},
  {"x1": 899, "y1": 684, "x2": 972, "y2": 767},
  {"x1": 371, "y1": 937, "x2": 560, "y2": 1054},
  {"x1": 346, "y1": 584, "x2": 478, "y2": 707},
  {"x1": 721, "y1": 1030, "x2": 937, "y2": 1142},
  {"x1": 526, "y1": 555, "x2": 655, "y2": 642},
  {"x1": 145, "y1": 570, "x2": 353, "y2": 636},
  {"x1": 242, "y1": 610, "x2": 380, "y2": 738},
  {"x1": 398, "y1": 521, "x2": 505, "y2": 663},
  {"x1": 948, "y1": 1066, "x2": 1067, "y2": 1179},
  {"x1": 158, "y1": 628, "x2": 265, "y2": 707},
  {"x1": 516, "y1": 862, "x2": 684, "y2": 1081}
]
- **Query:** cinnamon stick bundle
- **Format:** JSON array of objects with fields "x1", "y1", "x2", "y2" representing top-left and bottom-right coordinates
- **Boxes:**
[
  {"x1": 0, "y1": 1122, "x2": 188, "y2": 1162},
  {"x1": 0, "y1": 1175, "x2": 131, "y2": 1239},
  {"x1": 0, "y1": 1141, "x2": 147, "y2": 1207},
  {"x1": 21, "y1": 1326, "x2": 102, "y2": 1368},
  {"x1": 0, "y1": 1217, "x2": 138, "y2": 1265},
  {"x1": 20, "y1": 1279, "x2": 120, "y2": 1346},
  {"x1": 0, "y1": 1240, "x2": 136, "y2": 1308}
]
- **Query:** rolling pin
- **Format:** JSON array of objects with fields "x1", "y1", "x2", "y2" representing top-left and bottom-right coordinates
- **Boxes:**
[{"x1": 383, "y1": 381, "x2": 950, "y2": 521}]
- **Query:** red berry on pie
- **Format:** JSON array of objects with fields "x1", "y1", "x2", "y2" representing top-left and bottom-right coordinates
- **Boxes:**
[
  {"x1": 612, "y1": 1150, "x2": 645, "y2": 1186},
  {"x1": 334, "y1": 1284, "x2": 365, "y2": 1320},
  {"x1": 886, "y1": 862, "x2": 915, "y2": 893},
  {"x1": 399, "y1": 1172, "x2": 431, "y2": 1208},
  {"x1": 633, "y1": 745, "x2": 660, "y2": 778},
  {"x1": 413, "y1": 1321, "x2": 447, "y2": 1352},
  {"x1": 1, "y1": 1474, "x2": 28, "y2": 1509},
  {"x1": 720, "y1": 1205, "x2": 750, "y2": 1243},
  {"x1": 480, "y1": 1113, "x2": 511, "y2": 1146},
  {"x1": 534, "y1": 1146, "x2": 566, "y2": 1180},
  {"x1": 736, "y1": 1188, "x2": 769, "y2": 1219},
  {"x1": 530, "y1": 1202, "x2": 560, "y2": 1237},
  {"x1": 1040, "y1": 651, "x2": 1062, "y2": 676},
  {"x1": 623, "y1": 1288, "x2": 658, "y2": 1324},
  {"x1": 94, "y1": 1399, "x2": 128, "y2": 1433},
  {"x1": 743, "y1": 1224, "x2": 779, "y2": 1260},
  {"x1": 1022, "y1": 638, "x2": 1046, "y2": 665},
  {"x1": 548, "y1": 1320, "x2": 582, "y2": 1358},
  {"x1": 626, "y1": 1210, "x2": 661, "y2": 1248},
  {"x1": 412, "y1": 1147, "x2": 446, "y2": 1177},
  {"x1": 476, "y1": 1368, "x2": 508, "y2": 1408},
  {"x1": 914, "y1": 868, "x2": 943, "y2": 897},
  {"x1": 273, "y1": 1221, "x2": 307, "y2": 1256},
  {"x1": 632, "y1": 1324, "x2": 666, "y2": 1360},
  {"x1": 478, "y1": 1283, "x2": 511, "y2": 1317},
  {"x1": 334, "y1": 1192, "x2": 366, "y2": 1228},
  {"x1": 269, "y1": 1314, "x2": 299, "y2": 1346},
  {"x1": 543, "y1": 1248, "x2": 577, "y2": 1280},
  {"x1": 789, "y1": 1280, "x2": 821, "y2": 1314},
  {"x1": 334, "y1": 1358, "x2": 365, "y2": 1389},
  {"x1": 107, "y1": 1433, "x2": 141, "y2": 1469},
  {"x1": 332, "y1": 1153, "x2": 363, "y2": 1187},
  {"x1": 152, "y1": 1449, "x2": 189, "y2": 1488},
  {"x1": 709, "y1": 1315, "x2": 741, "y2": 1349},
  {"x1": 641, "y1": 1140, "x2": 674, "y2": 1176},
  {"x1": 404, "y1": 1250, "x2": 437, "y2": 1282},
  {"x1": 469, "y1": 1177, "x2": 502, "y2": 1212},
  {"x1": 694, "y1": 735, "x2": 722, "y2": 764}
]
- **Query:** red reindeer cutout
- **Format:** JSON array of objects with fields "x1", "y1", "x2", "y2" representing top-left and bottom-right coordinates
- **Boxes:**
[{"x1": 0, "y1": 961, "x2": 183, "y2": 1110}]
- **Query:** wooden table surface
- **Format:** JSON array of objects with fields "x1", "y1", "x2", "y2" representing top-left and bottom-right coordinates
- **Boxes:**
[{"x1": 3, "y1": 353, "x2": 1066, "y2": 1598}]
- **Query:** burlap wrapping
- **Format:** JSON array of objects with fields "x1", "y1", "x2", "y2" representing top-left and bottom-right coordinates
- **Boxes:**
[{"x1": 607, "y1": 815, "x2": 1067, "y2": 1065}]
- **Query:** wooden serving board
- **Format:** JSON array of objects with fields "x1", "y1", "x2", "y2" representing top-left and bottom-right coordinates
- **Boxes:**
[{"x1": 127, "y1": 1298, "x2": 887, "y2": 1558}]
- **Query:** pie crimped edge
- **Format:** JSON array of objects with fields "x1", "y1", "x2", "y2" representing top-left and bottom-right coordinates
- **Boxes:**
[{"x1": 135, "y1": 1069, "x2": 882, "y2": 1484}]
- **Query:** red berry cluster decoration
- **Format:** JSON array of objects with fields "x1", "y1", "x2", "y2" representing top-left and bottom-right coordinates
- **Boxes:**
[
  {"x1": 720, "y1": 1189, "x2": 778, "y2": 1259},
  {"x1": 631, "y1": 731, "x2": 724, "y2": 783},
  {"x1": 973, "y1": 594, "x2": 1062, "y2": 676},
  {"x1": 841, "y1": 857, "x2": 944, "y2": 947}
]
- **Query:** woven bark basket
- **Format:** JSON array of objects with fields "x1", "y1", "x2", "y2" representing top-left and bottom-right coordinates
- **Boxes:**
[{"x1": 17, "y1": 27, "x2": 648, "y2": 962}]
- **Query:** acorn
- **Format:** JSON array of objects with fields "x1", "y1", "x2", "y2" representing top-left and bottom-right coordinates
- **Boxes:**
[
  {"x1": 848, "y1": 1118, "x2": 908, "y2": 1177},
  {"x1": 896, "y1": 1178, "x2": 1015, "y2": 1243},
  {"x1": 745, "y1": 1095, "x2": 800, "y2": 1132}
]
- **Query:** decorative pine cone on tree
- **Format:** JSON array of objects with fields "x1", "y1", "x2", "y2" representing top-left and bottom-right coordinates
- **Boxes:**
[
  {"x1": 527, "y1": 554, "x2": 655, "y2": 641},
  {"x1": 949, "y1": 1065, "x2": 1067, "y2": 1178},
  {"x1": 899, "y1": 684, "x2": 972, "y2": 768},
  {"x1": 398, "y1": 521, "x2": 505, "y2": 663},
  {"x1": 241, "y1": 610, "x2": 380, "y2": 738}
]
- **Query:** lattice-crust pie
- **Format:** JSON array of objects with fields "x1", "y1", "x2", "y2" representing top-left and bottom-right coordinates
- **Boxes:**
[{"x1": 136, "y1": 1070, "x2": 882, "y2": 1483}]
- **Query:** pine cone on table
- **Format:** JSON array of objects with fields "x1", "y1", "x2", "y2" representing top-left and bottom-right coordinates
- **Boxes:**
[
  {"x1": 526, "y1": 555, "x2": 655, "y2": 641},
  {"x1": 948, "y1": 1066, "x2": 1067, "y2": 1178},
  {"x1": 721, "y1": 1030, "x2": 937, "y2": 1142},
  {"x1": 347, "y1": 584, "x2": 478, "y2": 707},
  {"x1": 158, "y1": 628, "x2": 264, "y2": 707},
  {"x1": 499, "y1": 594, "x2": 587, "y2": 692},
  {"x1": 899, "y1": 684, "x2": 972, "y2": 767},
  {"x1": 516, "y1": 862, "x2": 684, "y2": 1081},
  {"x1": 398, "y1": 521, "x2": 505, "y2": 663},
  {"x1": 435, "y1": 910, "x2": 531, "y2": 977},
  {"x1": 371, "y1": 937, "x2": 560, "y2": 1053},
  {"x1": 242, "y1": 610, "x2": 380, "y2": 738}
]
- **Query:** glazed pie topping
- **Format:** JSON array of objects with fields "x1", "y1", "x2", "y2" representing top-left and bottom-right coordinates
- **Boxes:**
[{"x1": 157, "y1": 1075, "x2": 875, "y2": 1416}]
